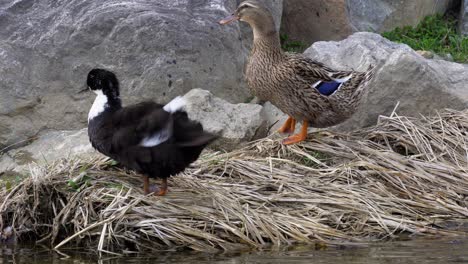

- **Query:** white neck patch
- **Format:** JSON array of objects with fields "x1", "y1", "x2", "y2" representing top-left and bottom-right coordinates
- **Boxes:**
[{"x1": 88, "y1": 90, "x2": 108, "y2": 122}]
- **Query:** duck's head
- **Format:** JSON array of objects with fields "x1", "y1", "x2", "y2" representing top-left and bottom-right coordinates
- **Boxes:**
[
  {"x1": 81, "y1": 68, "x2": 120, "y2": 99},
  {"x1": 220, "y1": 0, "x2": 276, "y2": 36},
  {"x1": 82, "y1": 69, "x2": 122, "y2": 121}
]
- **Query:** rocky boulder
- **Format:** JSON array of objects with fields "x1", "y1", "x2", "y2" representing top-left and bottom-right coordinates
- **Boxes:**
[
  {"x1": 184, "y1": 89, "x2": 267, "y2": 151},
  {"x1": 348, "y1": 0, "x2": 459, "y2": 32},
  {"x1": 261, "y1": 102, "x2": 290, "y2": 133},
  {"x1": 0, "y1": 0, "x2": 282, "y2": 150},
  {"x1": 281, "y1": 0, "x2": 459, "y2": 45},
  {"x1": 0, "y1": 129, "x2": 96, "y2": 173},
  {"x1": 304, "y1": 32, "x2": 468, "y2": 131},
  {"x1": 281, "y1": 0, "x2": 354, "y2": 45}
]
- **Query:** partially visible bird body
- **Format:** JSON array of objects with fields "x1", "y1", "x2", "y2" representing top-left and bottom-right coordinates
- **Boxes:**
[
  {"x1": 221, "y1": 0, "x2": 375, "y2": 144},
  {"x1": 85, "y1": 69, "x2": 217, "y2": 196},
  {"x1": 88, "y1": 101, "x2": 212, "y2": 179},
  {"x1": 247, "y1": 49, "x2": 374, "y2": 129}
]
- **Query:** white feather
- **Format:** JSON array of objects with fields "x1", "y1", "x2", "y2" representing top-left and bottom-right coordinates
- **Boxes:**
[
  {"x1": 163, "y1": 96, "x2": 186, "y2": 113},
  {"x1": 139, "y1": 96, "x2": 187, "y2": 147},
  {"x1": 140, "y1": 123, "x2": 172, "y2": 147},
  {"x1": 241, "y1": 2, "x2": 259, "y2": 8},
  {"x1": 88, "y1": 90, "x2": 108, "y2": 122},
  {"x1": 333, "y1": 74, "x2": 352, "y2": 83},
  {"x1": 139, "y1": 96, "x2": 185, "y2": 147}
]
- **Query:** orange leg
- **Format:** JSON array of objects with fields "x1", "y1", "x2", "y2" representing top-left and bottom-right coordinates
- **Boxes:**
[
  {"x1": 155, "y1": 178, "x2": 168, "y2": 196},
  {"x1": 143, "y1": 176, "x2": 150, "y2": 194},
  {"x1": 277, "y1": 116, "x2": 297, "y2": 134},
  {"x1": 289, "y1": 119, "x2": 296, "y2": 133},
  {"x1": 282, "y1": 121, "x2": 309, "y2": 145}
]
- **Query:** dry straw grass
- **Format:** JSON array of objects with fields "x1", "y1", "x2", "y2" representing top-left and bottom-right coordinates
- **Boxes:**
[{"x1": 1, "y1": 109, "x2": 467, "y2": 253}]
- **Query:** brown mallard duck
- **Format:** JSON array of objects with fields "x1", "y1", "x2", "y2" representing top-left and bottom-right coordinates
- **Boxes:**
[{"x1": 220, "y1": 0, "x2": 375, "y2": 145}]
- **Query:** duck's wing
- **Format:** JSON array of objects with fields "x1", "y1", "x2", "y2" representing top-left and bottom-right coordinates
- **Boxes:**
[
  {"x1": 171, "y1": 111, "x2": 218, "y2": 147},
  {"x1": 109, "y1": 96, "x2": 217, "y2": 153},
  {"x1": 287, "y1": 54, "x2": 357, "y2": 96},
  {"x1": 112, "y1": 101, "x2": 166, "y2": 127},
  {"x1": 110, "y1": 101, "x2": 172, "y2": 151},
  {"x1": 288, "y1": 54, "x2": 336, "y2": 82}
]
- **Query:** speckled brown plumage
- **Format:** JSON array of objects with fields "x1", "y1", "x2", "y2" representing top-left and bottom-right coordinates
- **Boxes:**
[
  {"x1": 247, "y1": 46, "x2": 374, "y2": 128},
  {"x1": 221, "y1": 0, "x2": 375, "y2": 144}
]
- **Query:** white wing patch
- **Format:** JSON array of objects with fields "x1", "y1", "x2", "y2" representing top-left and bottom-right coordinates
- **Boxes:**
[
  {"x1": 240, "y1": 2, "x2": 260, "y2": 9},
  {"x1": 139, "y1": 96, "x2": 185, "y2": 147},
  {"x1": 88, "y1": 90, "x2": 108, "y2": 122},
  {"x1": 163, "y1": 96, "x2": 186, "y2": 113},
  {"x1": 333, "y1": 74, "x2": 353, "y2": 83},
  {"x1": 140, "y1": 123, "x2": 172, "y2": 147}
]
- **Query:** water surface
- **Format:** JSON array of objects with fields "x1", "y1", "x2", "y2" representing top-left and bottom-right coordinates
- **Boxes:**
[{"x1": 1, "y1": 237, "x2": 468, "y2": 264}]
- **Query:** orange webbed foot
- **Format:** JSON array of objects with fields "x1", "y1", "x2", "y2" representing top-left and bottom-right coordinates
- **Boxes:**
[
  {"x1": 282, "y1": 134, "x2": 307, "y2": 145},
  {"x1": 154, "y1": 178, "x2": 168, "y2": 196},
  {"x1": 143, "y1": 176, "x2": 168, "y2": 196},
  {"x1": 148, "y1": 184, "x2": 168, "y2": 196},
  {"x1": 282, "y1": 121, "x2": 309, "y2": 145},
  {"x1": 155, "y1": 189, "x2": 167, "y2": 196}
]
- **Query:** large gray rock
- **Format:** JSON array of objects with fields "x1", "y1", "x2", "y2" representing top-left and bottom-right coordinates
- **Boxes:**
[
  {"x1": 184, "y1": 89, "x2": 267, "y2": 150},
  {"x1": 0, "y1": 129, "x2": 97, "y2": 173},
  {"x1": 0, "y1": 0, "x2": 282, "y2": 150},
  {"x1": 261, "y1": 102, "x2": 289, "y2": 134},
  {"x1": 348, "y1": 0, "x2": 458, "y2": 32},
  {"x1": 281, "y1": 0, "x2": 354, "y2": 45},
  {"x1": 461, "y1": 0, "x2": 468, "y2": 35},
  {"x1": 281, "y1": 0, "x2": 458, "y2": 46},
  {"x1": 304, "y1": 32, "x2": 468, "y2": 131}
]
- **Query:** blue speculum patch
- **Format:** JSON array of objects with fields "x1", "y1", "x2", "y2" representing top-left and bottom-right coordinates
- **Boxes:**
[{"x1": 316, "y1": 81, "x2": 342, "y2": 96}]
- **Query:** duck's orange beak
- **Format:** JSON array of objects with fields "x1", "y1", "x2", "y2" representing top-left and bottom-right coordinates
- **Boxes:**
[{"x1": 219, "y1": 14, "x2": 239, "y2": 25}]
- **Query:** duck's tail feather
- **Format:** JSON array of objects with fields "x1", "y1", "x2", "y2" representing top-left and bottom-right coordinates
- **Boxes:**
[
  {"x1": 164, "y1": 96, "x2": 186, "y2": 113},
  {"x1": 363, "y1": 64, "x2": 375, "y2": 84},
  {"x1": 353, "y1": 64, "x2": 375, "y2": 94},
  {"x1": 172, "y1": 111, "x2": 218, "y2": 147},
  {"x1": 176, "y1": 133, "x2": 218, "y2": 147}
]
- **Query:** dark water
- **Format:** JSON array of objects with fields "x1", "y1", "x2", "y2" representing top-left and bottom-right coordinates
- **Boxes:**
[{"x1": 1, "y1": 237, "x2": 468, "y2": 264}]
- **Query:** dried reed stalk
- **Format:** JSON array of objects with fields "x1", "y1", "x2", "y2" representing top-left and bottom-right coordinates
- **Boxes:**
[{"x1": 0, "y1": 109, "x2": 467, "y2": 253}]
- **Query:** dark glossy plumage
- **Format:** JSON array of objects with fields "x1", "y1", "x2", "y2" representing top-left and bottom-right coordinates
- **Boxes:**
[
  {"x1": 85, "y1": 69, "x2": 217, "y2": 195},
  {"x1": 88, "y1": 103, "x2": 214, "y2": 178}
]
